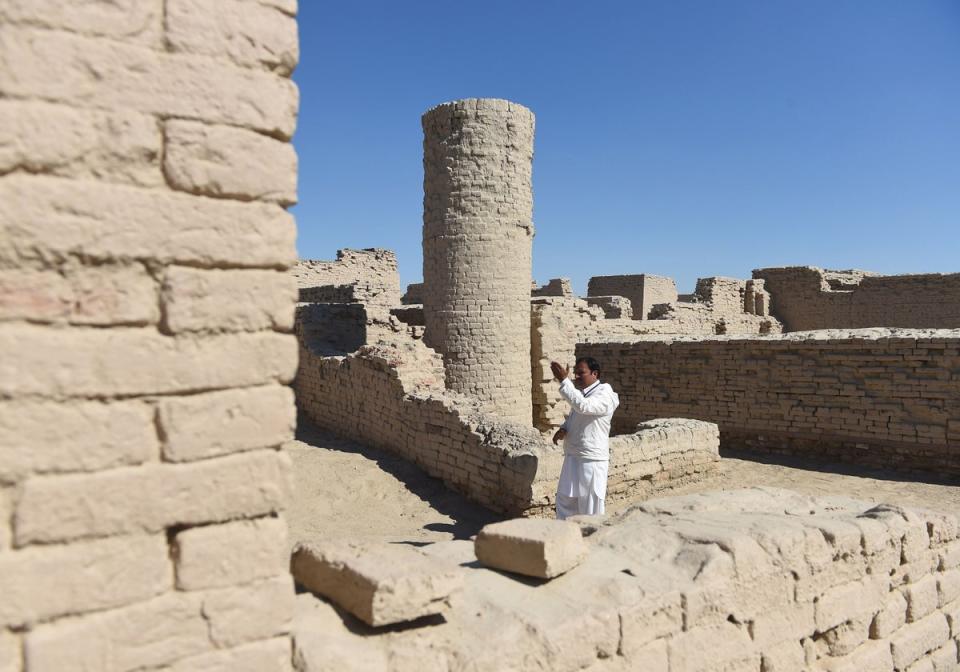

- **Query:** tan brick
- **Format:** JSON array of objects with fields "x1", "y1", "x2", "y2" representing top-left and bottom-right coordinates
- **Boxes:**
[
  {"x1": 752, "y1": 601, "x2": 815, "y2": 647},
  {"x1": 0, "y1": 262, "x2": 158, "y2": 326},
  {"x1": 0, "y1": 489, "x2": 10, "y2": 551},
  {"x1": 815, "y1": 577, "x2": 886, "y2": 631},
  {"x1": 166, "y1": 0, "x2": 298, "y2": 75},
  {"x1": 0, "y1": 27, "x2": 298, "y2": 138},
  {"x1": 0, "y1": 175, "x2": 296, "y2": 268},
  {"x1": 890, "y1": 612, "x2": 950, "y2": 670},
  {"x1": 0, "y1": 629, "x2": 19, "y2": 672},
  {"x1": 0, "y1": 101, "x2": 162, "y2": 187},
  {"x1": 930, "y1": 640, "x2": 958, "y2": 671},
  {"x1": 906, "y1": 576, "x2": 941, "y2": 622},
  {"x1": 475, "y1": 518, "x2": 587, "y2": 579},
  {"x1": 202, "y1": 576, "x2": 294, "y2": 647},
  {"x1": 817, "y1": 639, "x2": 894, "y2": 672},
  {"x1": 760, "y1": 639, "x2": 805, "y2": 672},
  {"x1": 939, "y1": 540, "x2": 960, "y2": 571},
  {"x1": 162, "y1": 637, "x2": 292, "y2": 672},
  {"x1": 0, "y1": 0, "x2": 163, "y2": 46},
  {"x1": 0, "y1": 326, "x2": 296, "y2": 398},
  {"x1": 625, "y1": 637, "x2": 667, "y2": 671},
  {"x1": 291, "y1": 541, "x2": 463, "y2": 627},
  {"x1": 0, "y1": 534, "x2": 170, "y2": 627},
  {"x1": 159, "y1": 385, "x2": 294, "y2": 462},
  {"x1": 174, "y1": 517, "x2": 288, "y2": 590},
  {"x1": 908, "y1": 656, "x2": 935, "y2": 672},
  {"x1": 261, "y1": 0, "x2": 297, "y2": 15},
  {"x1": 15, "y1": 449, "x2": 292, "y2": 545},
  {"x1": 666, "y1": 622, "x2": 756, "y2": 672},
  {"x1": 939, "y1": 569, "x2": 960, "y2": 607},
  {"x1": 872, "y1": 590, "x2": 908, "y2": 638},
  {"x1": 161, "y1": 266, "x2": 296, "y2": 333},
  {"x1": 0, "y1": 400, "x2": 157, "y2": 484},
  {"x1": 24, "y1": 592, "x2": 210, "y2": 672},
  {"x1": 947, "y1": 602, "x2": 960, "y2": 637},
  {"x1": 618, "y1": 592, "x2": 682, "y2": 656}
]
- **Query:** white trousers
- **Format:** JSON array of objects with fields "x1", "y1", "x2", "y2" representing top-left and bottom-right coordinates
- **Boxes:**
[{"x1": 556, "y1": 455, "x2": 608, "y2": 520}]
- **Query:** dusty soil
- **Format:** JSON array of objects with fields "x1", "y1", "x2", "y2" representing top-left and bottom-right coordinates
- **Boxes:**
[{"x1": 287, "y1": 418, "x2": 960, "y2": 549}]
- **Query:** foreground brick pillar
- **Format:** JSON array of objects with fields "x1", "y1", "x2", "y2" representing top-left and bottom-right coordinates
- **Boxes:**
[
  {"x1": 0, "y1": 2, "x2": 300, "y2": 668},
  {"x1": 421, "y1": 98, "x2": 535, "y2": 425}
]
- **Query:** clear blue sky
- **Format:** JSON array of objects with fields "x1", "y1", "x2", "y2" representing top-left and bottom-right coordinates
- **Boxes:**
[{"x1": 292, "y1": 1, "x2": 960, "y2": 295}]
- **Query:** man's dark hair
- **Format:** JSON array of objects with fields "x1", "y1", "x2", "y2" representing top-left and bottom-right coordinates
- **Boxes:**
[{"x1": 575, "y1": 356, "x2": 600, "y2": 374}]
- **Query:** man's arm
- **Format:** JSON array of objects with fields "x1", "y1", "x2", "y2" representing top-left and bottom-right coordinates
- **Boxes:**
[{"x1": 558, "y1": 379, "x2": 617, "y2": 416}]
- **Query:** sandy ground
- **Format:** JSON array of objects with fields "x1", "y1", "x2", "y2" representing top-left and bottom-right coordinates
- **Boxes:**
[{"x1": 287, "y1": 419, "x2": 960, "y2": 549}]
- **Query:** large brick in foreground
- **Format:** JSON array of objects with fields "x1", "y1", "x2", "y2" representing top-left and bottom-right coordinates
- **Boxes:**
[{"x1": 474, "y1": 518, "x2": 588, "y2": 579}]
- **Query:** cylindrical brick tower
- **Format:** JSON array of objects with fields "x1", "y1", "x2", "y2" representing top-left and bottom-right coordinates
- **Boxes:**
[{"x1": 422, "y1": 98, "x2": 535, "y2": 425}]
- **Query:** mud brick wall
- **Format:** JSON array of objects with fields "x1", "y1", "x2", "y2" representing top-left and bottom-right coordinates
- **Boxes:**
[
  {"x1": 579, "y1": 329, "x2": 960, "y2": 474},
  {"x1": 422, "y1": 98, "x2": 535, "y2": 425},
  {"x1": 756, "y1": 266, "x2": 960, "y2": 331},
  {"x1": 0, "y1": 2, "x2": 300, "y2": 669},
  {"x1": 587, "y1": 274, "x2": 678, "y2": 320},
  {"x1": 293, "y1": 249, "x2": 400, "y2": 306}
]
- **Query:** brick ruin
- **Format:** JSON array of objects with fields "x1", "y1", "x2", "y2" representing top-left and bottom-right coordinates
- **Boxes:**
[{"x1": 4, "y1": 3, "x2": 960, "y2": 670}]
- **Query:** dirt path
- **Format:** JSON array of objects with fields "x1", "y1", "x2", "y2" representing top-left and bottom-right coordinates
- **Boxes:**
[{"x1": 287, "y1": 420, "x2": 960, "y2": 549}]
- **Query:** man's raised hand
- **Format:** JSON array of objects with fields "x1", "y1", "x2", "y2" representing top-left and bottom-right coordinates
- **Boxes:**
[{"x1": 550, "y1": 360, "x2": 569, "y2": 382}]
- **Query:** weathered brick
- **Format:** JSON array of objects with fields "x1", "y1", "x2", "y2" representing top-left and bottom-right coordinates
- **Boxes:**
[
  {"x1": 760, "y1": 639, "x2": 805, "y2": 672},
  {"x1": 0, "y1": 175, "x2": 296, "y2": 268},
  {"x1": 940, "y1": 540, "x2": 960, "y2": 571},
  {"x1": 15, "y1": 449, "x2": 292, "y2": 545},
  {"x1": 0, "y1": 27, "x2": 298, "y2": 138},
  {"x1": 906, "y1": 576, "x2": 941, "y2": 622},
  {"x1": 666, "y1": 622, "x2": 756, "y2": 672},
  {"x1": 619, "y1": 592, "x2": 683, "y2": 656},
  {"x1": 0, "y1": 629, "x2": 19, "y2": 672},
  {"x1": 166, "y1": 0, "x2": 298, "y2": 75},
  {"x1": 929, "y1": 640, "x2": 958, "y2": 671},
  {"x1": 817, "y1": 639, "x2": 894, "y2": 672},
  {"x1": 475, "y1": 518, "x2": 587, "y2": 578},
  {"x1": 161, "y1": 266, "x2": 297, "y2": 333},
  {"x1": 0, "y1": 262, "x2": 158, "y2": 326},
  {"x1": 0, "y1": 534, "x2": 170, "y2": 627},
  {"x1": 871, "y1": 590, "x2": 908, "y2": 639},
  {"x1": 0, "y1": 400, "x2": 157, "y2": 484},
  {"x1": 24, "y1": 592, "x2": 210, "y2": 672},
  {"x1": 938, "y1": 569, "x2": 960, "y2": 607},
  {"x1": 815, "y1": 577, "x2": 886, "y2": 631},
  {"x1": 174, "y1": 516, "x2": 288, "y2": 590},
  {"x1": 625, "y1": 637, "x2": 667, "y2": 671},
  {"x1": 202, "y1": 576, "x2": 294, "y2": 648},
  {"x1": 0, "y1": 325, "x2": 296, "y2": 398},
  {"x1": 0, "y1": 101, "x2": 162, "y2": 187},
  {"x1": 890, "y1": 612, "x2": 950, "y2": 670},
  {"x1": 162, "y1": 637, "x2": 292, "y2": 672},
  {"x1": 0, "y1": 0, "x2": 163, "y2": 45},
  {"x1": 159, "y1": 385, "x2": 294, "y2": 462},
  {"x1": 752, "y1": 601, "x2": 815, "y2": 647}
]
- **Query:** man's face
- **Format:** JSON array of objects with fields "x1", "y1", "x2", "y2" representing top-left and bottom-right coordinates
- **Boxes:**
[{"x1": 573, "y1": 362, "x2": 598, "y2": 389}]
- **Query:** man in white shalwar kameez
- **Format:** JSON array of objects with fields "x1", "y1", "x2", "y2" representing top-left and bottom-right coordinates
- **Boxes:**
[{"x1": 550, "y1": 357, "x2": 619, "y2": 519}]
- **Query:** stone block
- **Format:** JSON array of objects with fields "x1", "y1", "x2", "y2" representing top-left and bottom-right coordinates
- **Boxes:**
[
  {"x1": 0, "y1": 400, "x2": 157, "y2": 484},
  {"x1": 907, "y1": 657, "x2": 935, "y2": 672},
  {"x1": 0, "y1": 101, "x2": 162, "y2": 187},
  {"x1": 162, "y1": 637, "x2": 292, "y2": 672},
  {"x1": 161, "y1": 266, "x2": 297, "y2": 333},
  {"x1": 890, "y1": 612, "x2": 950, "y2": 670},
  {"x1": 0, "y1": 534, "x2": 169, "y2": 627},
  {"x1": 202, "y1": 576, "x2": 294, "y2": 647},
  {"x1": 0, "y1": 629, "x2": 19, "y2": 672},
  {"x1": 164, "y1": 120, "x2": 297, "y2": 204},
  {"x1": 474, "y1": 518, "x2": 587, "y2": 579},
  {"x1": 173, "y1": 517, "x2": 289, "y2": 590},
  {"x1": 817, "y1": 639, "x2": 894, "y2": 672},
  {"x1": 872, "y1": 590, "x2": 908, "y2": 638},
  {"x1": 938, "y1": 568, "x2": 960, "y2": 607},
  {"x1": 291, "y1": 540, "x2": 463, "y2": 627},
  {"x1": 666, "y1": 622, "x2": 756, "y2": 672},
  {"x1": 166, "y1": 0, "x2": 298, "y2": 75},
  {"x1": 619, "y1": 592, "x2": 682, "y2": 655},
  {"x1": 760, "y1": 639, "x2": 805, "y2": 672},
  {"x1": 906, "y1": 576, "x2": 941, "y2": 622},
  {"x1": 1, "y1": 326, "x2": 297, "y2": 398},
  {"x1": 0, "y1": 0, "x2": 163, "y2": 45},
  {"x1": 0, "y1": 27, "x2": 298, "y2": 138},
  {"x1": 815, "y1": 577, "x2": 886, "y2": 631},
  {"x1": 0, "y1": 175, "x2": 296, "y2": 268},
  {"x1": 625, "y1": 638, "x2": 667, "y2": 671},
  {"x1": 929, "y1": 641, "x2": 958, "y2": 671},
  {"x1": 159, "y1": 385, "x2": 295, "y2": 462},
  {"x1": 752, "y1": 601, "x2": 815, "y2": 647},
  {"x1": 25, "y1": 592, "x2": 210, "y2": 672},
  {"x1": 15, "y1": 449, "x2": 292, "y2": 544},
  {"x1": 939, "y1": 540, "x2": 960, "y2": 570}
]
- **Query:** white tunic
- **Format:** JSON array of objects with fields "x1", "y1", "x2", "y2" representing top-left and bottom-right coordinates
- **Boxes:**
[{"x1": 558, "y1": 379, "x2": 619, "y2": 461}]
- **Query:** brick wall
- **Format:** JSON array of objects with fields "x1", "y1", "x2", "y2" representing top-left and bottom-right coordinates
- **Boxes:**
[
  {"x1": 587, "y1": 273, "x2": 678, "y2": 320},
  {"x1": 294, "y1": 249, "x2": 400, "y2": 306},
  {"x1": 756, "y1": 266, "x2": 960, "y2": 331},
  {"x1": 578, "y1": 329, "x2": 960, "y2": 474},
  {"x1": 0, "y1": 2, "x2": 300, "y2": 669}
]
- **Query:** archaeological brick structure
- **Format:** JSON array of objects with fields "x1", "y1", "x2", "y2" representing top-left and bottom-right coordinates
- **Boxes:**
[
  {"x1": 580, "y1": 329, "x2": 960, "y2": 474},
  {"x1": 421, "y1": 98, "x2": 535, "y2": 425},
  {"x1": 0, "y1": 2, "x2": 301, "y2": 669},
  {"x1": 588, "y1": 273, "x2": 678, "y2": 320},
  {"x1": 756, "y1": 266, "x2": 960, "y2": 331}
]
